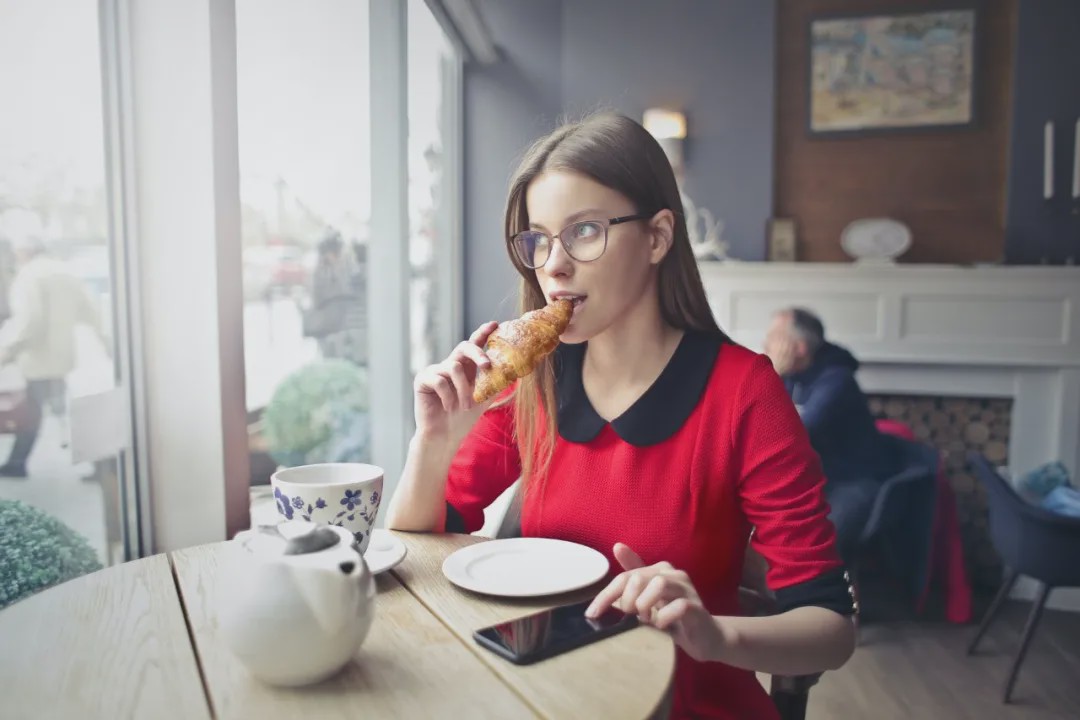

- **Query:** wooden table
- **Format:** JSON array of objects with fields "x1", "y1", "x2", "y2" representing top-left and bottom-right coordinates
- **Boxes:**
[{"x1": 0, "y1": 533, "x2": 675, "y2": 719}]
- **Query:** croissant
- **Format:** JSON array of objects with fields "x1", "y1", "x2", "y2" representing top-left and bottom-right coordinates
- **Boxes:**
[{"x1": 473, "y1": 299, "x2": 573, "y2": 404}]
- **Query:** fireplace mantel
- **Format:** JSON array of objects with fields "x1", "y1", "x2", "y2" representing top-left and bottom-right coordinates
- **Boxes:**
[
  {"x1": 699, "y1": 262, "x2": 1080, "y2": 371},
  {"x1": 699, "y1": 261, "x2": 1080, "y2": 610},
  {"x1": 700, "y1": 261, "x2": 1080, "y2": 473}
]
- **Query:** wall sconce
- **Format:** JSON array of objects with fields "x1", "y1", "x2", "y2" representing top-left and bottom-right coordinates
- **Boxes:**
[
  {"x1": 643, "y1": 108, "x2": 687, "y2": 177},
  {"x1": 642, "y1": 108, "x2": 728, "y2": 262},
  {"x1": 643, "y1": 108, "x2": 687, "y2": 139}
]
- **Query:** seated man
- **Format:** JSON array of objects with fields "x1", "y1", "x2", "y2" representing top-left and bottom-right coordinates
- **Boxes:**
[{"x1": 764, "y1": 308, "x2": 901, "y2": 564}]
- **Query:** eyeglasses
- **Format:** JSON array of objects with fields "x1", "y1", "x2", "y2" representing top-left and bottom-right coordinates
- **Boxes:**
[{"x1": 509, "y1": 213, "x2": 654, "y2": 269}]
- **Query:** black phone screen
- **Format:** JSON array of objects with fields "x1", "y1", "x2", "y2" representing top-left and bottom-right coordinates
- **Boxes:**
[{"x1": 472, "y1": 599, "x2": 639, "y2": 665}]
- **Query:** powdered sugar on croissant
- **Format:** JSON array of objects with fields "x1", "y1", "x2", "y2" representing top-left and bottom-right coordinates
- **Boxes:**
[{"x1": 473, "y1": 299, "x2": 573, "y2": 404}]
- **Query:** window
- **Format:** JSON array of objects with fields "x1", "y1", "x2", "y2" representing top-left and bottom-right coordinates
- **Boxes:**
[
  {"x1": 237, "y1": 0, "x2": 373, "y2": 504},
  {"x1": 0, "y1": 0, "x2": 464, "y2": 556},
  {"x1": 0, "y1": 0, "x2": 134, "y2": 588},
  {"x1": 408, "y1": 0, "x2": 463, "y2": 375}
]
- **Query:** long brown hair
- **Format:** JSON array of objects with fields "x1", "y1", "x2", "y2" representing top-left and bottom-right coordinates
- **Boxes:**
[{"x1": 502, "y1": 112, "x2": 725, "y2": 491}]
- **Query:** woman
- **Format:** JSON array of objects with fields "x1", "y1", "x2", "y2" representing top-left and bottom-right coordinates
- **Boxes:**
[{"x1": 386, "y1": 113, "x2": 856, "y2": 719}]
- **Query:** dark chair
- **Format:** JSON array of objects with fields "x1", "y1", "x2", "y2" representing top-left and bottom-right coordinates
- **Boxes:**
[
  {"x1": 840, "y1": 431, "x2": 941, "y2": 619},
  {"x1": 768, "y1": 675, "x2": 818, "y2": 720},
  {"x1": 966, "y1": 452, "x2": 1080, "y2": 702},
  {"x1": 738, "y1": 547, "x2": 821, "y2": 720},
  {"x1": 858, "y1": 434, "x2": 939, "y2": 547}
]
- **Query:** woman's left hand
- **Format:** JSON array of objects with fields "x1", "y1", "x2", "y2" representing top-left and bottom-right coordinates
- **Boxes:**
[{"x1": 585, "y1": 543, "x2": 728, "y2": 662}]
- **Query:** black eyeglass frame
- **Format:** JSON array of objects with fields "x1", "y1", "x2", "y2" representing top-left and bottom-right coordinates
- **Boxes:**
[{"x1": 508, "y1": 212, "x2": 655, "y2": 269}]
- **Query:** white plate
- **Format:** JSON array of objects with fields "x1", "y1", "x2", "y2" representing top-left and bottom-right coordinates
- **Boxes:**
[
  {"x1": 442, "y1": 538, "x2": 609, "y2": 598},
  {"x1": 364, "y1": 529, "x2": 407, "y2": 575}
]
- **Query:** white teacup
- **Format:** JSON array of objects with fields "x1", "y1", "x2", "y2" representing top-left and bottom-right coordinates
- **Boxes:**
[{"x1": 270, "y1": 463, "x2": 384, "y2": 555}]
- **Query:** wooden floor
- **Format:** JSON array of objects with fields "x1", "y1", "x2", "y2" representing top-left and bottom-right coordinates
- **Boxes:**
[{"x1": 785, "y1": 599, "x2": 1080, "y2": 719}]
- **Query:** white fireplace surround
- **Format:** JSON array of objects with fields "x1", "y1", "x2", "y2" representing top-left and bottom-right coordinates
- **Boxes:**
[{"x1": 699, "y1": 262, "x2": 1080, "y2": 611}]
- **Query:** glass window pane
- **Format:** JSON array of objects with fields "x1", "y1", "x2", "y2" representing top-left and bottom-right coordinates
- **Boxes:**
[
  {"x1": 0, "y1": 0, "x2": 125, "y2": 600},
  {"x1": 408, "y1": 0, "x2": 458, "y2": 376},
  {"x1": 237, "y1": 0, "x2": 372, "y2": 524}
]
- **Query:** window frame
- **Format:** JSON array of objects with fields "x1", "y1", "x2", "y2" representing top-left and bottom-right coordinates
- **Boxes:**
[{"x1": 106, "y1": 0, "x2": 464, "y2": 548}]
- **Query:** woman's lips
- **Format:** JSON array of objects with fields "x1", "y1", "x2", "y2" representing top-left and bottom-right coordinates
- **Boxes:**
[{"x1": 552, "y1": 295, "x2": 586, "y2": 306}]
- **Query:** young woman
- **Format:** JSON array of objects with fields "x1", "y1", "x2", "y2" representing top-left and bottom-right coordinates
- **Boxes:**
[{"x1": 386, "y1": 113, "x2": 856, "y2": 719}]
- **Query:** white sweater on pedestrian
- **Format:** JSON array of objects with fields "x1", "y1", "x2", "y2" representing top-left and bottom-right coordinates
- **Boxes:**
[{"x1": 1, "y1": 256, "x2": 106, "y2": 381}]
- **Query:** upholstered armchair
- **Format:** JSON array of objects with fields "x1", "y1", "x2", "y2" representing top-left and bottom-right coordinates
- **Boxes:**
[{"x1": 967, "y1": 453, "x2": 1080, "y2": 702}]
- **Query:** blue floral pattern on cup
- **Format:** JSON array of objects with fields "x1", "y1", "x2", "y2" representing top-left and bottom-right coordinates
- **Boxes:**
[
  {"x1": 299, "y1": 497, "x2": 329, "y2": 522},
  {"x1": 274, "y1": 487, "x2": 294, "y2": 520},
  {"x1": 340, "y1": 489, "x2": 364, "y2": 512},
  {"x1": 272, "y1": 479, "x2": 382, "y2": 553}
]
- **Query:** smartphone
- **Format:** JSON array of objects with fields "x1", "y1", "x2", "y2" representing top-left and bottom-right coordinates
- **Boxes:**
[{"x1": 472, "y1": 599, "x2": 639, "y2": 665}]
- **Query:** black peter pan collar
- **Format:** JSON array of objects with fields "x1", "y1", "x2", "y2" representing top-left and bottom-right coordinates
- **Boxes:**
[{"x1": 555, "y1": 331, "x2": 726, "y2": 446}]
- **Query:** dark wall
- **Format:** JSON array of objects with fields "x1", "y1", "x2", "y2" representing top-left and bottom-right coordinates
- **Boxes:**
[
  {"x1": 560, "y1": 0, "x2": 776, "y2": 263},
  {"x1": 1004, "y1": 0, "x2": 1080, "y2": 264},
  {"x1": 463, "y1": 0, "x2": 564, "y2": 331},
  {"x1": 461, "y1": 0, "x2": 1036, "y2": 333},
  {"x1": 774, "y1": 0, "x2": 1016, "y2": 264},
  {"x1": 463, "y1": 0, "x2": 777, "y2": 330}
]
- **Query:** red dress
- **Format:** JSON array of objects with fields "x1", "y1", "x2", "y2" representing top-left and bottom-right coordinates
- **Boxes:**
[{"x1": 446, "y1": 333, "x2": 845, "y2": 720}]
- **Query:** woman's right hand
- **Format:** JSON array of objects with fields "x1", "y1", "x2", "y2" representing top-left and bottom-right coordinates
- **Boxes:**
[{"x1": 413, "y1": 321, "x2": 500, "y2": 443}]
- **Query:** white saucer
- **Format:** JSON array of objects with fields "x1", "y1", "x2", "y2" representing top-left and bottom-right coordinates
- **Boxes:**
[
  {"x1": 364, "y1": 529, "x2": 407, "y2": 575},
  {"x1": 442, "y1": 537, "x2": 609, "y2": 598}
]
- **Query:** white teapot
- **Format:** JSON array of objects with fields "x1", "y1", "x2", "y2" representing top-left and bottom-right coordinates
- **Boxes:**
[{"x1": 218, "y1": 521, "x2": 376, "y2": 686}]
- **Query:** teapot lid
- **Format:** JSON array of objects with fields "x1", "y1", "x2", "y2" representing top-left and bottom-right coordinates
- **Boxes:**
[{"x1": 236, "y1": 521, "x2": 362, "y2": 571}]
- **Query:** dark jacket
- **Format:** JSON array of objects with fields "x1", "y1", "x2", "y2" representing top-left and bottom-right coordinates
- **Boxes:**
[{"x1": 784, "y1": 343, "x2": 900, "y2": 485}]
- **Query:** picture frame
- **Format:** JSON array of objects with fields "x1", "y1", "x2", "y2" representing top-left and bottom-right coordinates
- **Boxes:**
[
  {"x1": 807, "y1": 6, "x2": 978, "y2": 136},
  {"x1": 767, "y1": 218, "x2": 798, "y2": 263}
]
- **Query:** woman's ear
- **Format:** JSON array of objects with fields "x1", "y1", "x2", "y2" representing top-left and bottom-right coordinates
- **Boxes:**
[{"x1": 648, "y1": 209, "x2": 676, "y2": 265}]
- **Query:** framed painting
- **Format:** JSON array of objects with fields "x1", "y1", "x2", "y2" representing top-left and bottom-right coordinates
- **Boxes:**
[{"x1": 808, "y1": 7, "x2": 977, "y2": 135}]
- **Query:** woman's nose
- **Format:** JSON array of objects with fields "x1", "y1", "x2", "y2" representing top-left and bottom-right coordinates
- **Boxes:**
[{"x1": 542, "y1": 237, "x2": 574, "y2": 276}]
